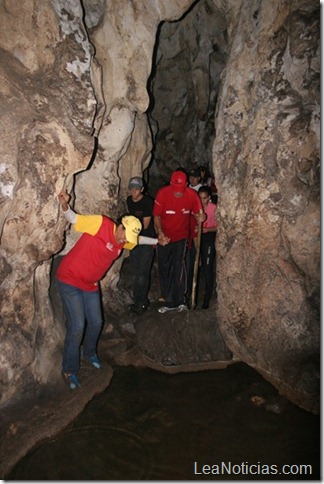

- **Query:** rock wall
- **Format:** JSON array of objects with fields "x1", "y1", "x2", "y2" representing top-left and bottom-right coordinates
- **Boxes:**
[
  {"x1": 213, "y1": 0, "x2": 320, "y2": 412},
  {"x1": 0, "y1": 0, "x2": 196, "y2": 407},
  {"x1": 0, "y1": 0, "x2": 96, "y2": 404}
]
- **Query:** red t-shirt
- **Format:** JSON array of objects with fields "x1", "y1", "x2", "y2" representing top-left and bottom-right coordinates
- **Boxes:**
[
  {"x1": 153, "y1": 186, "x2": 202, "y2": 242},
  {"x1": 56, "y1": 215, "x2": 124, "y2": 291}
]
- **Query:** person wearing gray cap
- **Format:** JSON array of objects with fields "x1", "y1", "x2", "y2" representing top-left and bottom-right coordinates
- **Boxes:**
[{"x1": 126, "y1": 176, "x2": 156, "y2": 315}]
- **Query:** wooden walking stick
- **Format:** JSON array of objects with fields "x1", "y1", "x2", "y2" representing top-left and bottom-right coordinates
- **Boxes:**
[{"x1": 191, "y1": 215, "x2": 202, "y2": 309}]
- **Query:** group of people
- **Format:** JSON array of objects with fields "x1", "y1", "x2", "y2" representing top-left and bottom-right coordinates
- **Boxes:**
[
  {"x1": 127, "y1": 167, "x2": 217, "y2": 313},
  {"x1": 56, "y1": 166, "x2": 217, "y2": 389}
]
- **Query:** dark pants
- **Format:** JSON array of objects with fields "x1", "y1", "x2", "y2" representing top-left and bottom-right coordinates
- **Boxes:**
[
  {"x1": 130, "y1": 244, "x2": 155, "y2": 307},
  {"x1": 185, "y1": 243, "x2": 196, "y2": 302},
  {"x1": 200, "y1": 234, "x2": 216, "y2": 304},
  {"x1": 157, "y1": 239, "x2": 187, "y2": 308}
]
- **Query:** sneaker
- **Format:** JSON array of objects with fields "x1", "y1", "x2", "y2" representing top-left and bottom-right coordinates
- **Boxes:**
[
  {"x1": 62, "y1": 372, "x2": 81, "y2": 390},
  {"x1": 158, "y1": 305, "x2": 178, "y2": 314},
  {"x1": 177, "y1": 304, "x2": 188, "y2": 312},
  {"x1": 87, "y1": 354, "x2": 102, "y2": 369}
]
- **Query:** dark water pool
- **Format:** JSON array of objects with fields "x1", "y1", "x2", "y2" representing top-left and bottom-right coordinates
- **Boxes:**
[{"x1": 7, "y1": 363, "x2": 320, "y2": 480}]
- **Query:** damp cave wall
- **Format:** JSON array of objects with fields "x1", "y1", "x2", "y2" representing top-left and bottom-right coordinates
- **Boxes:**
[{"x1": 0, "y1": 0, "x2": 320, "y2": 413}]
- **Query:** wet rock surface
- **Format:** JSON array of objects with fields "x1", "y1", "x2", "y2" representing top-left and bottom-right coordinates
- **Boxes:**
[
  {"x1": 0, "y1": 281, "x2": 231, "y2": 478},
  {"x1": 0, "y1": 360, "x2": 113, "y2": 478},
  {"x1": 5, "y1": 363, "x2": 320, "y2": 480},
  {"x1": 131, "y1": 300, "x2": 232, "y2": 367}
]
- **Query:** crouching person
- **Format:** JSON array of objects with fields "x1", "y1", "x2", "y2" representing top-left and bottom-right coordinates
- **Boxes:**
[{"x1": 56, "y1": 190, "x2": 141, "y2": 389}]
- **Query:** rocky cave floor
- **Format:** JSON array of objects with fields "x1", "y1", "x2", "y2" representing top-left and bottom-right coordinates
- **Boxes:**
[
  {"x1": 2, "y1": 308, "x2": 321, "y2": 480},
  {"x1": 1, "y1": 297, "x2": 233, "y2": 478},
  {"x1": 0, "y1": 260, "x2": 320, "y2": 479},
  {"x1": 1, "y1": 258, "x2": 232, "y2": 478}
]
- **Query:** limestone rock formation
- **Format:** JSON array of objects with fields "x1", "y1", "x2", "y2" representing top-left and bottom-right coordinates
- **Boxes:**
[
  {"x1": 213, "y1": 0, "x2": 320, "y2": 412},
  {"x1": 0, "y1": 0, "x2": 96, "y2": 405}
]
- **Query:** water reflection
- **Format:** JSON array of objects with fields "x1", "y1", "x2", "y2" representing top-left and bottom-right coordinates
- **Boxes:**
[{"x1": 7, "y1": 363, "x2": 320, "y2": 480}]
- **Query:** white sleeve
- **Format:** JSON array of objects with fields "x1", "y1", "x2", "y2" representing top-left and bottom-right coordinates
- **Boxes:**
[
  {"x1": 62, "y1": 205, "x2": 77, "y2": 224},
  {"x1": 138, "y1": 235, "x2": 158, "y2": 245}
]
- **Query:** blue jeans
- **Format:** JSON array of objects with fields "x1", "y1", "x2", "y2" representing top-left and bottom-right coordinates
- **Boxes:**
[{"x1": 58, "y1": 281, "x2": 103, "y2": 375}]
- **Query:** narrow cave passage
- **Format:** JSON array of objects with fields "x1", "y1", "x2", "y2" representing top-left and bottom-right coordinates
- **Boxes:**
[
  {"x1": 146, "y1": 0, "x2": 228, "y2": 195},
  {"x1": 117, "y1": 0, "x2": 228, "y2": 314}
]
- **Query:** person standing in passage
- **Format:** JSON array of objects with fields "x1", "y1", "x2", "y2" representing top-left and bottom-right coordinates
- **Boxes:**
[
  {"x1": 126, "y1": 176, "x2": 156, "y2": 315},
  {"x1": 153, "y1": 170, "x2": 205, "y2": 313},
  {"x1": 188, "y1": 168, "x2": 203, "y2": 191},
  {"x1": 56, "y1": 190, "x2": 141, "y2": 389},
  {"x1": 199, "y1": 165, "x2": 218, "y2": 203},
  {"x1": 197, "y1": 185, "x2": 217, "y2": 309},
  {"x1": 199, "y1": 166, "x2": 210, "y2": 186}
]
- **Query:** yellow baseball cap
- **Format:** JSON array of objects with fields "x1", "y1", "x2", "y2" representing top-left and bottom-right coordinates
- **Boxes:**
[{"x1": 122, "y1": 215, "x2": 142, "y2": 250}]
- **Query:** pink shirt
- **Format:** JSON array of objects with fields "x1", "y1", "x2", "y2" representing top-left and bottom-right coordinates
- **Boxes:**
[{"x1": 203, "y1": 202, "x2": 217, "y2": 229}]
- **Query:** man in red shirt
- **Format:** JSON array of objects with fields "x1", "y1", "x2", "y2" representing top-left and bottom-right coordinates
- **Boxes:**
[
  {"x1": 56, "y1": 190, "x2": 141, "y2": 389},
  {"x1": 153, "y1": 170, "x2": 205, "y2": 313}
]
